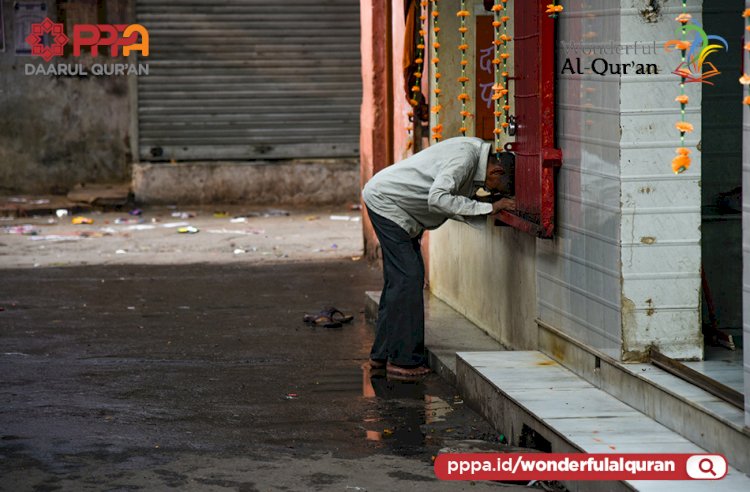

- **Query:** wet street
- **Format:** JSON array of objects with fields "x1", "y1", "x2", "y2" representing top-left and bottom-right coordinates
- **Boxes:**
[{"x1": 0, "y1": 259, "x2": 529, "y2": 491}]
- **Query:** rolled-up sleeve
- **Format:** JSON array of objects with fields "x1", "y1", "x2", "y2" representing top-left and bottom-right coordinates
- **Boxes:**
[{"x1": 427, "y1": 156, "x2": 493, "y2": 217}]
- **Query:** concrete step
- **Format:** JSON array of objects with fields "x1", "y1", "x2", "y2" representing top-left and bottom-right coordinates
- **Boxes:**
[
  {"x1": 364, "y1": 290, "x2": 505, "y2": 385},
  {"x1": 537, "y1": 321, "x2": 750, "y2": 474},
  {"x1": 457, "y1": 351, "x2": 750, "y2": 492}
]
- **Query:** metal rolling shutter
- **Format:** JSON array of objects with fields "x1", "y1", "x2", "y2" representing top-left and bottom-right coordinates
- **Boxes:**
[{"x1": 135, "y1": 0, "x2": 361, "y2": 161}]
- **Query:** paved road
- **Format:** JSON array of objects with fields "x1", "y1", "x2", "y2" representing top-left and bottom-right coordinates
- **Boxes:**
[{"x1": 0, "y1": 260, "x2": 530, "y2": 491}]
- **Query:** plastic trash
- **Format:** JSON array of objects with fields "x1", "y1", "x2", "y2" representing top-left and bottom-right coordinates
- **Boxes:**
[
  {"x1": 55, "y1": 209, "x2": 69, "y2": 218},
  {"x1": 177, "y1": 226, "x2": 199, "y2": 234},
  {"x1": 129, "y1": 209, "x2": 143, "y2": 216},
  {"x1": 71, "y1": 216, "x2": 94, "y2": 225}
]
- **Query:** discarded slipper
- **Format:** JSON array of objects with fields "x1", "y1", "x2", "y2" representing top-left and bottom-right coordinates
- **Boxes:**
[{"x1": 303, "y1": 306, "x2": 354, "y2": 328}]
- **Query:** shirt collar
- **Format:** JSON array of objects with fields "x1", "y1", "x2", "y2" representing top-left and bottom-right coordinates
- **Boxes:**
[{"x1": 473, "y1": 141, "x2": 492, "y2": 185}]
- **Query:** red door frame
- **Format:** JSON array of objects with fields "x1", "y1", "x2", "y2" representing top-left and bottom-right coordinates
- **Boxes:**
[{"x1": 496, "y1": 0, "x2": 562, "y2": 238}]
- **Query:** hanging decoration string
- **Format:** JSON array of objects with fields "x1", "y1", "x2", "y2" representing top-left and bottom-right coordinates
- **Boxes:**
[
  {"x1": 500, "y1": 2, "x2": 511, "y2": 134},
  {"x1": 457, "y1": 3, "x2": 470, "y2": 135},
  {"x1": 408, "y1": 1, "x2": 429, "y2": 150},
  {"x1": 490, "y1": 1, "x2": 508, "y2": 155},
  {"x1": 742, "y1": 8, "x2": 750, "y2": 106},
  {"x1": 431, "y1": 0, "x2": 443, "y2": 141},
  {"x1": 672, "y1": 1, "x2": 693, "y2": 175}
]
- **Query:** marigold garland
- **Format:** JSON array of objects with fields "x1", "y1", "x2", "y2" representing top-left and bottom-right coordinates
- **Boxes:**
[
  {"x1": 490, "y1": 0, "x2": 510, "y2": 154},
  {"x1": 743, "y1": 9, "x2": 750, "y2": 106},
  {"x1": 431, "y1": 0, "x2": 442, "y2": 141},
  {"x1": 408, "y1": 1, "x2": 429, "y2": 150},
  {"x1": 456, "y1": 2, "x2": 471, "y2": 135},
  {"x1": 671, "y1": 0, "x2": 692, "y2": 174}
]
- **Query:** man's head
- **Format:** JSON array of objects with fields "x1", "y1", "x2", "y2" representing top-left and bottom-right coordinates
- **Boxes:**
[{"x1": 485, "y1": 151, "x2": 515, "y2": 196}]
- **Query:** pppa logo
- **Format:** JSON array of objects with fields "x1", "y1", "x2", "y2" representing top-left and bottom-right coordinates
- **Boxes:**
[{"x1": 25, "y1": 17, "x2": 148, "y2": 62}]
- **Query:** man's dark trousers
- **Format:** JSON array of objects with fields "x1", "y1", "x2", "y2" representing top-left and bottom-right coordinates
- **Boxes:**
[{"x1": 366, "y1": 207, "x2": 426, "y2": 367}]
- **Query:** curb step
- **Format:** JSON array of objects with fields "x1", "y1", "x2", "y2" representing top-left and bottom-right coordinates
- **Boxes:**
[{"x1": 457, "y1": 351, "x2": 750, "y2": 492}]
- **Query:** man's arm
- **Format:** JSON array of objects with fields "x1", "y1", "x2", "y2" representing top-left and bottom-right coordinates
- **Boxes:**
[{"x1": 427, "y1": 155, "x2": 493, "y2": 217}]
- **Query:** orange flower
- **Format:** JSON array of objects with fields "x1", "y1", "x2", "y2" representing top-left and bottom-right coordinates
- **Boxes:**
[
  {"x1": 414, "y1": 72, "x2": 422, "y2": 78},
  {"x1": 420, "y1": 0, "x2": 427, "y2": 5},
  {"x1": 419, "y1": 29, "x2": 426, "y2": 36},
  {"x1": 407, "y1": 111, "x2": 414, "y2": 117},
  {"x1": 503, "y1": 105, "x2": 511, "y2": 111},
  {"x1": 458, "y1": 26, "x2": 468, "y2": 33},
  {"x1": 493, "y1": 40, "x2": 503, "y2": 46},
  {"x1": 665, "y1": 40, "x2": 691, "y2": 52},
  {"x1": 434, "y1": 88, "x2": 441, "y2": 94},
  {"x1": 460, "y1": 110, "x2": 472, "y2": 117},
  {"x1": 500, "y1": 34, "x2": 512, "y2": 42},
  {"x1": 457, "y1": 93, "x2": 470, "y2": 101},
  {"x1": 435, "y1": 72, "x2": 442, "y2": 78},
  {"x1": 415, "y1": 58, "x2": 423, "y2": 64},
  {"x1": 492, "y1": 21, "x2": 501, "y2": 28},
  {"x1": 675, "y1": 121, "x2": 694, "y2": 133},
  {"x1": 492, "y1": 58, "x2": 501, "y2": 65},
  {"x1": 433, "y1": 26, "x2": 441, "y2": 33},
  {"x1": 411, "y1": 85, "x2": 420, "y2": 92},
  {"x1": 675, "y1": 95, "x2": 689, "y2": 104},
  {"x1": 457, "y1": 76, "x2": 470, "y2": 83},
  {"x1": 740, "y1": 74, "x2": 750, "y2": 85},
  {"x1": 456, "y1": 10, "x2": 470, "y2": 17},
  {"x1": 501, "y1": 16, "x2": 510, "y2": 22},
  {"x1": 744, "y1": 96, "x2": 750, "y2": 105},
  {"x1": 432, "y1": 57, "x2": 440, "y2": 64},
  {"x1": 493, "y1": 111, "x2": 503, "y2": 117},
  {"x1": 675, "y1": 13, "x2": 692, "y2": 24},
  {"x1": 491, "y1": 92, "x2": 503, "y2": 100},
  {"x1": 459, "y1": 127, "x2": 468, "y2": 133},
  {"x1": 672, "y1": 154, "x2": 691, "y2": 174},
  {"x1": 500, "y1": 53, "x2": 511, "y2": 59},
  {"x1": 409, "y1": 99, "x2": 419, "y2": 107},
  {"x1": 432, "y1": 11, "x2": 439, "y2": 17},
  {"x1": 419, "y1": 15, "x2": 426, "y2": 21},
  {"x1": 491, "y1": 4, "x2": 503, "y2": 12},
  {"x1": 460, "y1": 60, "x2": 468, "y2": 66},
  {"x1": 417, "y1": 44, "x2": 425, "y2": 50},
  {"x1": 745, "y1": 42, "x2": 750, "y2": 52},
  {"x1": 432, "y1": 124, "x2": 443, "y2": 133},
  {"x1": 432, "y1": 134, "x2": 442, "y2": 141},
  {"x1": 545, "y1": 4, "x2": 564, "y2": 14},
  {"x1": 431, "y1": 104, "x2": 442, "y2": 113},
  {"x1": 458, "y1": 44, "x2": 469, "y2": 51},
  {"x1": 492, "y1": 83, "x2": 504, "y2": 91},
  {"x1": 502, "y1": 122, "x2": 510, "y2": 128},
  {"x1": 743, "y1": 8, "x2": 750, "y2": 17},
  {"x1": 495, "y1": 146, "x2": 503, "y2": 153},
  {"x1": 675, "y1": 147, "x2": 691, "y2": 156},
  {"x1": 501, "y1": 71, "x2": 509, "y2": 78},
  {"x1": 493, "y1": 128, "x2": 503, "y2": 134},
  {"x1": 433, "y1": 42, "x2": 441, "y2": 49}
]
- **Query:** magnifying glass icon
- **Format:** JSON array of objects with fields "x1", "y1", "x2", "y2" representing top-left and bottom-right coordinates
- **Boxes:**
[{"x1": 698, "y1": 458, "x2": 716, "y2": 477}]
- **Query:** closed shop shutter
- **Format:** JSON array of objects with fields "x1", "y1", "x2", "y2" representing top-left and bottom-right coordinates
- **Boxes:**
[{"x1": 135, "y1": 0, "x2": 361, "y2": 161}]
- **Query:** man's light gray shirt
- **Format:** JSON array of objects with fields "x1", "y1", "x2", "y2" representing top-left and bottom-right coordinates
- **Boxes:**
[{"x1": 362, "y1": 137, "x2": 493, "y2": 237}]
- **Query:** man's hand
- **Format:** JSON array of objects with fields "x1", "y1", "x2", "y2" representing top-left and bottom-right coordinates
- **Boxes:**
[{"x1": 491, "y1": 197, "x2": 516, "y2": 214}]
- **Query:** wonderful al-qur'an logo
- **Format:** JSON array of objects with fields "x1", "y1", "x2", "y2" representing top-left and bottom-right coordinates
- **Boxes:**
[{"x1": 25, "y1": 18, "x2": 149, "y2": 76}]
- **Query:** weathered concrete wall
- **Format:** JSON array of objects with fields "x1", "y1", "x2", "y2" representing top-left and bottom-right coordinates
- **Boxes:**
[
  {"x1": 133, "y1": 160, "x2": 360, "y2": 206},
  {"x1": 428, "y1": 1, "x2": 537, "y2": 349},
  {"x1": 360, "y1": 0, "x2": 392, "y2": 258},
  {"x1": 0, "y1": 0, "x2": 133, "y2": 194}
]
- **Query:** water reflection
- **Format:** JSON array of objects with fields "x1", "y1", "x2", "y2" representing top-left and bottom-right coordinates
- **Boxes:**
[{"x1": 360, "y1": 364, "x2": 456, "y2": 455}]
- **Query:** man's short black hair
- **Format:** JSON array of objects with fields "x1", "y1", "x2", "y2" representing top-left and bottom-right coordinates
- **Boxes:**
[{"x1": 489, "y1": 151, "x2": 515, "y2": 197}]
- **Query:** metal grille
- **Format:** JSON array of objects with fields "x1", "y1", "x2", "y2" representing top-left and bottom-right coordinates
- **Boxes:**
[{"x1": 135, "y1": 0, "x2": 361, "y2": 161}]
